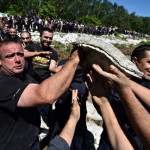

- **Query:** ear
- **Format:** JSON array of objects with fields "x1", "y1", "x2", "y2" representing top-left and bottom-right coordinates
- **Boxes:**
[{"x1": 132, "y1": 57, "x2": 138, "y2": 65}]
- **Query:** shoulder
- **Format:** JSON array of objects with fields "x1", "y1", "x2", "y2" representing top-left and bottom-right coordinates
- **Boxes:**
[
  {"x1": 0, "y1": 71, "x2": 32, "y2": 88},
  {"x1": 0, "y1": 72, "x2": 29, "y2": 110},
  {"x1": 50, "y1": 48, "x2": 58, "y2": 60},
  {"x1": 0, "y1": 72, "x2": 29, "y2": 90},
  {"x1": 25, "y1": 43, "x2": 41, "y2": 51},
  {"x1": 50, "y1": 48, "x2": 58, "y2": 54}
]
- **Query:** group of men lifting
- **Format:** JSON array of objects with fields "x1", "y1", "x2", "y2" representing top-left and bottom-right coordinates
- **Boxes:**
[{"x1": 0, "y1": 26, "x2": 150, "y2": 150}]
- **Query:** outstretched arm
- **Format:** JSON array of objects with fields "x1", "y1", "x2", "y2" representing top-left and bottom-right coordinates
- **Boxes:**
[
  {"x1": 18, "y1": 50, "x2": 80, "y2": 106},
  {"x1": 92, "y1": 64, "x2": 150, "y2": 149},
  {"x1": 130, "y1": 80, "x2": 150, "y2": 107},
  {"x1": 93, "y1": 97, "x2": 134, "y2": 150},
  {"x1": 59, "y1": 89, "x2": 80, "y2": 146},
  {"x1": 86, "y1": 69, "x2": 133, "y2": 150},
  {"x1": 48, "y1": 89, "x2": 80, "y2": 150},
  {"x1": 24, "y1": 49, "x2": 50, "y2": 58}
]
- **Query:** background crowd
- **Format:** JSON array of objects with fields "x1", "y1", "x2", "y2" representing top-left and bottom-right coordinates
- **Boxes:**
[{"x1": 0, "y1": 13, "x2": 149, "y2": 40}]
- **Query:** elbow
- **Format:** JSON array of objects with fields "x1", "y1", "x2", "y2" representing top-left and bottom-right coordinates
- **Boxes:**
[
  {"x1": 36, "y1": 85, "x2": 59, "y2": 105},
  {"x1": 40, "y1": 93, "x2": 57, "y2": 104},
  {"x1": 48, "y1": 93, "x2": 59, "y2": 104}
]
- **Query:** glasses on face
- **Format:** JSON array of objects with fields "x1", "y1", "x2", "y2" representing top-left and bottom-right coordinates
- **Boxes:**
[
  {"x1": 10, "y1": 32, "x2": 17, "y2": 34},
  {"x1": 21, "y1": 37, "x2": 30, "y2": 40}
]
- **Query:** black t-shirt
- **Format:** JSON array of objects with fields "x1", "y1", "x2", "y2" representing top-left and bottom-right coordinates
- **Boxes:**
[
  {"x1": 25, "y1": 43, "x2": 58, "y2": 82},
  {"x1": 6, "y1": 34, "x2": 21, "y2": 42},
  {"x1": 0, "y1": 31, "x2": 9, "y2": 41},
  {"x1": 0, "y1": 71, "x2": 40, "y2": 150}
]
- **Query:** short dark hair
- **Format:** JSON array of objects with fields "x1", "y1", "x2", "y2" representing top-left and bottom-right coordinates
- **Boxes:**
[
  {"x1": 0, "y1": 39, "x2": 22, "y2": 59},
  {"x1": 40, "y1": 27, "x2": 53, "y2": 37},
  {"x1": 131, "y1": 44, "x2": 150, "y2": 62},
  {"x1": 20, "y1": 31, "x2": 31, "y2": 38},
  {"x1": 9, "y1": 27, "x2": 17, "y2": 31}
]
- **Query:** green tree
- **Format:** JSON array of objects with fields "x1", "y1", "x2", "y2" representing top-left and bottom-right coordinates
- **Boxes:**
[
  {"x1": 0, "y1": 0, "x2": 149, "y2": 35},
  {"x1": 129, "y1": 13, "x2": 143, "y2": 33},
  {"x1": 142, "y1": 17, "x2": 150, "y2": 34},
  {"x1": 39, "y1": 1, "x2": 56, "y2": 18},
  {"x1": 78, "y1": 15, "x2": 102, "y2": 26},
  {"x1": 102, "y1": 4, "x2": 130, "y2": 30}
]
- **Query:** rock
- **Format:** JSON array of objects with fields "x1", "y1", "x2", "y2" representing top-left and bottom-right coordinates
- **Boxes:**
[
  {"x1": 86, "y1": 101, "x2": 102, "y2": 121},
  {"x1": 86, "y1": 119, "x2": 103, "y2": 149}
]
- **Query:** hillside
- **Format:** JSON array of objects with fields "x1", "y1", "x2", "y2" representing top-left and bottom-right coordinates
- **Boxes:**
[{"x1": 31, "y1": 31, "x2": 150, "y2": 60}]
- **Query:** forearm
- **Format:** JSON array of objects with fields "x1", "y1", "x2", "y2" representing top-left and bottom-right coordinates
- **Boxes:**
[
  {"x1": 130, "y1": 80, "x2": 150, "y2": 107},
  {"x1": 24, "y1": 50, "x2": 40, "y2": 58},
  {"x1": 59, "y1": 117, "x2": 78, "y2": 147},
  {"x1": 119, "y1": 87, "x2": 150, "y2": 149},
  {"x1": 98, "y1": 97, "x2": 133, "y2": 150}
]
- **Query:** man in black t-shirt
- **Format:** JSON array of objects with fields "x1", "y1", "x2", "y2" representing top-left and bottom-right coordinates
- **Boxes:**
[
  {"x1": 0, "y1": 39, "x2": 80, "y2": 150},
  {"x1": 20, "y1": 31, "x2": 34, "y2": 48},
  {"x1": 24, "y1": 27, "x2": 58, "y2": 82},
  {"x1": 0, "y1": 71, "x2": 40, "y2": 150}
]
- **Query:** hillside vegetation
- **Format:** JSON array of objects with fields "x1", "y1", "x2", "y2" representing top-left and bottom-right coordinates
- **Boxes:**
[
  {"x1": 0, "y1": 0, "x2": 150, "y2": 35},
  {"x1": 51, "y1": 37, "x2": 150, "y2": 61}
]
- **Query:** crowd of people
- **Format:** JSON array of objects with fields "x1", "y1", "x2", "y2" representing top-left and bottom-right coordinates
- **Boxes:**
[
  {"x1": 0, "y1": 12, "x2": 150, "y2": 150},
  {"x1": 0, "y1": 13, "x2": 149, "y2": 39}
]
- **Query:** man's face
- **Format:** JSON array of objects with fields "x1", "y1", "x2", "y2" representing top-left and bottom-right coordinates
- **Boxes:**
[
  {"x1": 21, "y1": 32, "x2": 31, "y2": 46},
  {"x1": 0, "y1": 43, "x2": 25, "y2": 75},
  {"x1": 9, "y1": 28, "x2": 17, "y2": 38},
  {"x1": 3, "y1": 26, "x2": 8, "y2": 33},
  {"x1": 40, "y1": 31, "x2": 53, "y2": 47},
  {"x1": 134, "y1": 51, "x2": 150, "y2": 79}
]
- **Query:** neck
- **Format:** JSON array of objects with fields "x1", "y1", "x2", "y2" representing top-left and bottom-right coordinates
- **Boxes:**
[
  {"x1": 40, "y1": 44, "x2": 50, "y2": 50},
  {"x1": 1, "y1": 68, "x2": 22, "y2": 77}
]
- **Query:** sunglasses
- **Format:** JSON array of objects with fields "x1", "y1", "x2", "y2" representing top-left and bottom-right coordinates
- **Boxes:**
[{"x1": 21, "y1": 37, "x2": 30, "y2": 40}]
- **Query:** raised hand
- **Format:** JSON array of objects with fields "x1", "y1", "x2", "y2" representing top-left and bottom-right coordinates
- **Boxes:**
[
  {"x1": 70, "y1": 89, "x2": 80, "y2": 121},
  {"x1": 86, "y1": 67, "x2": 111, "y2": 114},
  {"x1": 92, "y1": 64, "x2": 131, "y2": 94},
  {"x1": 86, "y1": 67, "x2": 110, "y2": 100}
]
